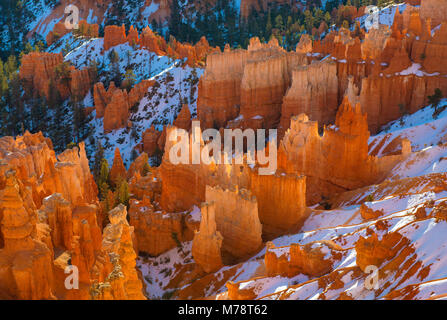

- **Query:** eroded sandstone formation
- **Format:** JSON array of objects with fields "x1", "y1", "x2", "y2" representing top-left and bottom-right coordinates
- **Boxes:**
[
  {"x1": 0, "y1": 172, "x2": 54, "y2": 300},
  {"x1": 109, "y1": 148, "x2": 127, "y2": 187},
  {"x1": 94, "y1": 80, "x2": 154, "y2": 132},
  {"x1": 192, "y1": 202, "x2": 223, "y2": 273},
  {"x1": 205, "y1": 185, "x2": 262, "y2": 261},
  {"x1": 264, "y1": 241, "x2": 343, "y2": 277},
  {"x1": 100, "y1": 205, "x2": 146, "y2": 300},
  {"x1": 19, "y1": 52, "x2": 93, "y2": 101},
  {"x1": 160, "y1": 125, "x2": 308, "y2": 238},
  {"x1": 355, "y1": 231, "x2": 411, "y2": 272},
  {"x1": 196, "y1": 6, "x2": 447, "y2": 137},
  {"x1": 128, "y1": 197, "x2": 192, "y2": 256},
  {"x1": 0, "y1": 132, "x2": 145, "y2": 300},
  {"x1": 279, "y1": 60, "x2": 338, "y2": 137},
  {"x1": 279, "y1": 98, "x2": 411, "y2": 203},
  {"x1": 198, "y1": 38, "x2": 307, "y2": 130},
  {"x1": 142, "y1": 126, "x2": 162, "y2": 156},
  {"x1": 103, "y1": 25, "x2": 218, "y2": 66}
]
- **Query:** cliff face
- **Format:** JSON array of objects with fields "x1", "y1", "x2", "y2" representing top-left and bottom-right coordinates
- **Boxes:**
[
  {"x1": 142, "y1": 126, "x2": 161, "y2": 156},
  {"x1": 128, "y1": 197, "x2": 192, "y2": 256},
  {"x1": 420, "y1": 0, "x2": 447, "y2": 27},
  {"x1": 197, "y1": 38, "x2": 307, "y2": 130},
  {"x1": 19, "y1": 52, "x2": 64, "y2": 99},
  {"x1": 279, "y1": 60, "x2": 338, "y2": 137}
]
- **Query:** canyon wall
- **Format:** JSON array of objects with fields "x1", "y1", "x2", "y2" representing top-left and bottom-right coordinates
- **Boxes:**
[{"x1": 198, "y1": 38, "x2": 307, "y2": 130}]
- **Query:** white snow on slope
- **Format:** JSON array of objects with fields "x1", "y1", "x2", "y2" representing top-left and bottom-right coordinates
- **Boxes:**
[
  {"x1": 87, "y1": 64, "x2": 202, "y2": 167},
  {"x1": 356, "y1": 3, "x2": 406, "y2": 32}
]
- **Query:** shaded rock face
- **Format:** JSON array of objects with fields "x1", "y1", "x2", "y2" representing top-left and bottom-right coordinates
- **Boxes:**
[
  {"x1": 103, "y1": 89, "x2": 130, "y2": 133},
  {"x1": 39, "y1": 194, "x2": 73, "y2": 250},
  {"x1": 93, "y1": 82, "x2": 115, "y2": 119},
  {"x1": 19, "y1": 52, "x2": 64, "y2": 99},
  {"x1": 279, "y1": 98, "x2": 411, "y2": 204},
  {"x1": 127, "y1": 152, "x2": 149, "y2": 180},
  {"x1": 104, "y1": 25, "x2": 127, "y2": 51},
  {"x1": 173, "y1": 104, "x2": 192, "y2": 131},
  {"x1": 0, "y1": 132, "x2": 145, "y2": 300},
  {"x1": 142, "y1": 126, "x2": 161, "y2": 156}
]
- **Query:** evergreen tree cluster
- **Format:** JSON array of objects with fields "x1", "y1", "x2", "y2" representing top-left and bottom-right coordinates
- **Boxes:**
[{"x1": 164, "y1": 0, "x2": 392, "y2": 51}]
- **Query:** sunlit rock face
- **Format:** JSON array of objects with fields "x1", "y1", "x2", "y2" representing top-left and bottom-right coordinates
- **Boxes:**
[{"x1": 0, "y1": 132, "x2": 145, "y2": 300}]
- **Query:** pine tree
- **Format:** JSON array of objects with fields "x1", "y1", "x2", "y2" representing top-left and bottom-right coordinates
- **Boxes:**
[
  {"x1": 93, "y1": 141, "x2": 105, "y2": 182},
  {"x1": 169, "y1": 0, "x2": 181, "y2": 39},
  {"x1": 98, "y1": 158, "x2": 110, "y2": 200},
  {"x1": 429, "y1": 88, "x2": 443, "y2": 113},
  {"x1": 275, "y1": 15, "x2": 284, "y2": 31},
  {"x1": 123, "y1": 69, "x2": 136, "y2": 92},
  {"x1": 0, "y1": 60, "x2": 8, "y2": 97},
  {"x1": 266, "y1": 12, "x2": 273, "y2": 37},
  {"x1": 115, "y1": 179, "x2": 130, "y2": 207},
  {"x1": 108, "y1": 49, "x2": 121, "y2": 86},
  {"x1": 142, "y1": 162, "x2": 150, "y2": 177}
]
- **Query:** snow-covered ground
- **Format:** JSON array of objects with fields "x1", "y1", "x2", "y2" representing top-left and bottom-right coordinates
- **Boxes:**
[
  {"x1": 369, "y1": 100, "x2": 447, "y2": 179},
  {"x1": 86, "y1": 63, "x2": 202, "y2": 167},
  {"x1": 356, "y1": 3, "x2": 407, "y2": 32}
]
